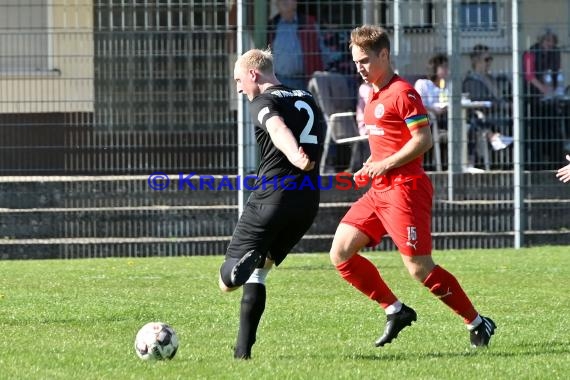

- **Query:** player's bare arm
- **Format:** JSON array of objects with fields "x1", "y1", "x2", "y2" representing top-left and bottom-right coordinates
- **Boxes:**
[
  {"x1": 556, "y1": 154, "x2": 570, "y2": 183},
  {"x1": 361, "y1": 125, "x2": 433, "y2": 178},
  {"x1": 265, "y1": 115, "x2": 315, "y2": 171}
]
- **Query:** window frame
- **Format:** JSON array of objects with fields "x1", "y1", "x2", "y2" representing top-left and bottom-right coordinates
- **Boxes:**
[{"x1": 459, "y1": 1, "x2": 505, "y2": 37}]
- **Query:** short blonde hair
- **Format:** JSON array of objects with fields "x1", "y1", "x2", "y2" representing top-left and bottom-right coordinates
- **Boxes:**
[
  {"x1": 350, "y1": 25, "x2": 391, "y2": 54},
  {"x1": 237, "y1": 48, "x2": 274, "y2": 75}
]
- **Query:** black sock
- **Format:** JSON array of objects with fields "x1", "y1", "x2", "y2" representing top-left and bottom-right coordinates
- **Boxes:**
[{"x1": 234, "y1": 283, "x2": 266, "y2": 359}]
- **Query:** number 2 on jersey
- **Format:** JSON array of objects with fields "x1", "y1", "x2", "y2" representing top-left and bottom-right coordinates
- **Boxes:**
[{"x1": 295, "y1": 100, "x2": 318, "y2": 144}]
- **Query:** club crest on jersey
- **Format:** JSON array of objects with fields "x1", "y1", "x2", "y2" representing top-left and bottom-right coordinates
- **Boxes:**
[{"x1": 374, "y1": 103, "x2": 385, "y2": 118}]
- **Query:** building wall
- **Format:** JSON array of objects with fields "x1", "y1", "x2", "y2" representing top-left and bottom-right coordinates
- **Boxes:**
[
  {"x1": 0, "y1": 1, "x2": 567, "y2": 116},
  {"x1": 0, "y1": 1, "x2": 94, "y2": 114}
]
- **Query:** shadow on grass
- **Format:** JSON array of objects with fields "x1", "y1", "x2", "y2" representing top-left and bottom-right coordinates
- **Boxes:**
[
  {"x1": 280, "y1": 262, "x2": 402, "y2": 271},
  {"x1": 343, "y1": 340, "x2": 570, "y2": 361}
]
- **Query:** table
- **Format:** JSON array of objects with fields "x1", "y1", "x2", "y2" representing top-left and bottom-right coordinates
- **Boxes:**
[{"x1": 433, "y1": 100, "x2": 492, "y2": 172}]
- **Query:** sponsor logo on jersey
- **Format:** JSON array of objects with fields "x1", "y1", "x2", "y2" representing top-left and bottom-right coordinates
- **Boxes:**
[
  {"x1": 270, "y1": 89, "x2": 310, "y2": 98},
  {"x1": 366, "y1": 124, "x2": 384, "y2": 136}
]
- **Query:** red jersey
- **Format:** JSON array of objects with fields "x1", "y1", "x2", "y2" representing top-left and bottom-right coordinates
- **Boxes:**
[{"x1": 363, "y1": 75, "x2": 430, "y2": 190}]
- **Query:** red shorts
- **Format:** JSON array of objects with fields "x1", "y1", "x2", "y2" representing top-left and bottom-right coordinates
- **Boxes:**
[{"x1": 340, "y1": 173, "x2": 433, "y2": 256}]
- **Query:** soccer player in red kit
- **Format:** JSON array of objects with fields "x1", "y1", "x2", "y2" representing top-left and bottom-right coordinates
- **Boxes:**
[{"x1": 329, "y1": 25, "x2": 496, "y2": 348}]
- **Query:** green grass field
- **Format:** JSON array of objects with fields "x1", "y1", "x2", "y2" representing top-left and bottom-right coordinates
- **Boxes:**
[{"x1": 1, "y1": 247, "x2": 568, "y2": 380}]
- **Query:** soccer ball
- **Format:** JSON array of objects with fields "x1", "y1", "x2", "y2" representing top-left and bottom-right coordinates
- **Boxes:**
[{"x1": 134, "y1": 322, "x2": 179, "y2": 361}]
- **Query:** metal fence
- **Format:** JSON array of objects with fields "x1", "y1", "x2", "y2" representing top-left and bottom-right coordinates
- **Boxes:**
[{"x1": 0, "y1": 1, "x2": 568, "y2": 258}]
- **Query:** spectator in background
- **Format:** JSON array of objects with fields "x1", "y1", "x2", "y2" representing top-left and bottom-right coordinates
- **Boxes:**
[
  {"x1": 414, "y1": 53, "x2": 449, "y2": 124},
  {"x1": 463, "y1": 44, "x2": 513, "y2": 165},
  {"x1": 268, "y1": 0, "x2": 325, "y2": 90},
  {"x1": 414, "y1": 53, "x2": 449, "y2": 170},
  {"x1": 523, "y1": 28, "x2": 564, "y2": 170},
  {"x1": 347, "y1": 81, "x2": 372, "y2": 173},
  {"x1": 321, "y1": 26, "x2": 360, "y2": 96},
  {"x1": 321, "y1": 27, "x2": 353, "y2": 74},
  {"x1": 524, "y1": 28, "x2": 562, "y2": 99}
]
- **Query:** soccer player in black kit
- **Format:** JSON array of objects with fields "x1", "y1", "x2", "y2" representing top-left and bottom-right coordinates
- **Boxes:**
[{"x1": 219, "y1": 48, "x2": 326, "y2": 359}]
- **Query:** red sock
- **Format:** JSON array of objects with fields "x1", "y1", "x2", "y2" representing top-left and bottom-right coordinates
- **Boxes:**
[
  {"x1": 423, "y1": 265, "x2": 478, "y2": 323},
  {"x1": 335, "y1": 253, "x2": 397, "y2": 309}
]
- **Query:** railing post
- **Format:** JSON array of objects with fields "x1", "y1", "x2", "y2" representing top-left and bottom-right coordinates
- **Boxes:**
[
  {"x1": 447, "y1": 0, "x2": 462, "y2": 200},
  {"x1": 512, "y1": 0, "x2": 524, "y2": 248}
]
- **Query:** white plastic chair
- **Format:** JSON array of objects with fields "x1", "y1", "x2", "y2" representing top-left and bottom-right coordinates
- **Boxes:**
[{"x1": 307, "y1": 71, "x2": 367, "y2": 174}]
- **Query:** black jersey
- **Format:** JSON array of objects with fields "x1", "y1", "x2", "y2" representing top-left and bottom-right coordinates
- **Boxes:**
[{"x1": 247, "y1": 85, "x2": 325, "y2": 205}]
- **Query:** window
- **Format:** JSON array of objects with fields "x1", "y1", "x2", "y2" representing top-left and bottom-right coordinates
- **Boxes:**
[
  {"x1": 460, "y1": 1, "x2": 498, "y2": 32},
  {"x1": 383, "y1": 0, "x2": 435, "y2": 31},
  {"x1": 0, "y1": 0, "x2": 50, "y2": 72},
  {"x1": 456, "y1": 1, "x2": 510, "y2": 52}
]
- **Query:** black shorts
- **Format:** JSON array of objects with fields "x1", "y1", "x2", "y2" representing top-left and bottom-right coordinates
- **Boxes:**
[{"x1": 225, "y1": 201, "x2": 319, "y2": 266}]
